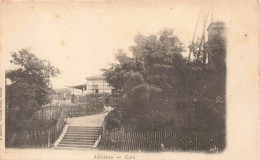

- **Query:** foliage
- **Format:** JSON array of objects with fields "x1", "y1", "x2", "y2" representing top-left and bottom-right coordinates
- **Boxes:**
[
  {"x1": 103, "y1": 28, "x2": 226, "y2": 134},
  {"x1": 187, "y1": 35, "x2": 226, "y2": 99},
  {"x1": 6, "y1": 49, "x2": 60, "y2": 119},
  {"x1": 104, "y1": 109, "x2": 122, "y2": 130},
  {"x1": 50, "y1": 88, "x2": 72, "y2": 100},
  {"x1": 102, "y1": 29, "x2": 186, "y2": 107}
]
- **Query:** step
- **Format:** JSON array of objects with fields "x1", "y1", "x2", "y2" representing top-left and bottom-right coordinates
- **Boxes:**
[
  {"x1": 59, "y1": 141, "x2": 95, "y2": 145},
  {"x1": 60, "y1": 139, "x2": 96, "y2": 143},
  {"x1": 67, "y1": 129, "x2": 101, "y2": 131},
  {"x1": 65, "y1": 134, "x2": 99, "y2": 136},
  {"x1": 66, "y1": 130, "x2": 101, "y2": 132},
  {"x1": 59, "y1": 141, "x2": 95, "y2": 144},
  {"x1": 55, "y1": 146, "x2": 93, "y2": 150},
  {"x1": 64, "y1": 133, "x2": 100, "y2": 137},
  {"x1": 68, "y1": 127, "x2": 102, "y2": 130},
  {"x1": 67, "y1": 126, "x2": 102, "y2": 129},
  {"x1": 67, "y1": 126, "x2": 102, "y2": 128},
  {"x1": 62, "y1": 137, "x2": 97, "y2": 141},
  {"x1": 66, "y1": 129, "x2": 101, "y2": 131},
  {"x1": 63, "y1": 135, "x2": 99, "y2": 138},
  {"x1": 67, "y1": 127, "x2": 101, "y2": 129},
  {"x1": 63, "y1": 136, "x2": 99, "y2": 139},
  {"x1": 62, "y1": 137, "x2": 98, "y2": 141},
  {"x1": 64, "y1": 134, "x2": 99, "y2": 137},
  {"x1": 57, "y1": 144, "x2": 93, "y2": 148},
  {"x1": 65, "y1": 132, "x2": 100, "y2": 135},
  {"x1": 64, "y1": 135, "x2": 99, "y2": 138},
  {"x1": 55, "y1": 125, "x2": 102, "y2": 150},
  {"x1": 66, "y1": 131, "x2": 98, "y2": 133},
  {"x1": 66, "y1": 130, "x2": 100, "y2": 132},
  {"x1": 67, "y1": 128, "x2": 101, "y2": 130}
]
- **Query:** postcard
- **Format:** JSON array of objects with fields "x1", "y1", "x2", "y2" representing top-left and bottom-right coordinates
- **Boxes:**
[{"x1": 0, "y1": 0, "x2": 259, "y2": 160}]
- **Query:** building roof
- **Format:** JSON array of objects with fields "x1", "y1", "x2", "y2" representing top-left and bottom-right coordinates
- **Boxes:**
[
  {"x1": 207, "y1": 21, "x2": 225, "y2": 31},
  {"x1": 67, "y1": 84, "x2": 86, "y2": 90},
  {"x1": 86, "y1": 74, "x2": 105, "y2": 80}
]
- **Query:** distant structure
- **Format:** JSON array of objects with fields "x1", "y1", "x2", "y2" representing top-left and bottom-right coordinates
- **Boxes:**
[
  {"x1": 188, "y1": 0, "x2": 226, "y2": 64},
  {"x1": 207, "y1": 21, "x2": 226, "y2": 65},
  {"x1": 188, "y1": 13, "x2": 226, "y2": 64},
  {"x1": 68, "y1": 74, "x2": 113, "y2": 95},
  {"x1": 207, "y1": 21, "x2": 226, "y2": 41},
  {"x1": 68, "y1": 84, "x2": 86, "y2": 95},
  {"x1": 85, "y1": 75, "x2": 113, "y2": 94}
]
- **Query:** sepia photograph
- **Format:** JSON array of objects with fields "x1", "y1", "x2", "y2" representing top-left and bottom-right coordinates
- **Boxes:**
[{"x1": 0, "y1": 0, "x2": 259, "y2": 160}]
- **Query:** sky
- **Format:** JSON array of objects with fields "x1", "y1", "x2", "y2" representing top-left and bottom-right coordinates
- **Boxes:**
[{"x1": 0, "y1": 0, "x2": 230, "y2": 89}]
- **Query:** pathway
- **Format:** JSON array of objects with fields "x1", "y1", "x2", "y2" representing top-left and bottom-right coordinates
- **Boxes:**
[{"x1": 67, "y1": 111, "x2": 109, "y2": 126}]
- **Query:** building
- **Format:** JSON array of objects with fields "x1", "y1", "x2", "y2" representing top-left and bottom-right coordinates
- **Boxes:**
[
  {"x1": 68, "y1": 74, "x2": 113, "y2": 95},
  {"x1": 207, "y1": 21, "x2": 226, "y2": 42},
  {"x1": 85, "y1": 75, "x2": 113, "y2": 94},
  {"x1": 207, "y1": 21, "x2": 226, "y2": 65},
  {"x1": 67, "y1": 85, "x2": 86, "y2": 95}
]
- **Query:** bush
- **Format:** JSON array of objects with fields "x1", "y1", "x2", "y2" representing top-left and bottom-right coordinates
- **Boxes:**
[
  {"x1": 108, "y1": 97, "x2": 125, "y2": 108},
  {"x1": 104, "y1": 109, "x2": 122, "y2": 131},
  {"x1": 103, "y1": 95, "x2": 225, "y2": 133}
]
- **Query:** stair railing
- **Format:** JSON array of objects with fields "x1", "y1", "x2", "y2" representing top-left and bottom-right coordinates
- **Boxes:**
[{"x1": 93, "y1": 122, "x2": 104, "y2": 148}]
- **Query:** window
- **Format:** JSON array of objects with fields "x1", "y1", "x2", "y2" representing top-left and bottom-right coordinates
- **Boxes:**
[{"x1": 92, "y1": 85, "x2": 99, "y2": 94}]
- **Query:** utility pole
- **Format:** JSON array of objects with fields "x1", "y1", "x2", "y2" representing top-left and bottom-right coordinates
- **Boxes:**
[
  {"x1": 202, "y1": 9, "x2": 210, "y2": 64},
  {"x1": 197, "y1": 13, "x2": 205, "y2": 59},
  {"x1": 188, "y1": 10, "x2": 201, "y2": 61},
  {"x1": 198, "y1": 9, "x2": 210, "y2": 64},
  {"x1": 211, "y1": 0, "x2": 214, "y2": 23}
]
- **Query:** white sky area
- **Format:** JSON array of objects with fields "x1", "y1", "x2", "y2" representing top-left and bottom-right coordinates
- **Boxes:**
[{"x1": 1, "y1": 1, "x2": 228, "y2": 89}]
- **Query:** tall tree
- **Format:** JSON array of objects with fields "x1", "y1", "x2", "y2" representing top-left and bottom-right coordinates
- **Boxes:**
[
  {"x1": 6, "y1": 49, "x2": 60, "y2": 119},
  {"x1": 103, "y1": 30, "x2": 186, "y2": 106}
]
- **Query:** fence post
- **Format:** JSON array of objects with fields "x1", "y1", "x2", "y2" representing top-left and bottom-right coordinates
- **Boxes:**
[
  {"x1": 195, "y1": 132, "x2": 198, "y2": 151},
  {"x1": 47, "y1": 129, "x2": 50, "y2": 148},
  {"x1": 41, "y1": 108, "x2": 43, "y2": 119}
]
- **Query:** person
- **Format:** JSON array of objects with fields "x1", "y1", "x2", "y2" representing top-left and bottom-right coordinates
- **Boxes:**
[
  {"x1": 105, "y1": 96, "x2": 109, "y2": 106},
  {"x1": 160, "y1": 143, "x2": 165, "y2": 151},
  {"x1": 71, "y1": 94, "x2": 75, "y2": 103},
  {"x1": 63, "y1": 93, "x2": 67, "y2": 102}
]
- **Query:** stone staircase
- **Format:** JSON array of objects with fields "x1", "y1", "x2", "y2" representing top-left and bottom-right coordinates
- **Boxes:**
[{"x1": 56, "y1": 126, "x2": 102, "y2": 149}]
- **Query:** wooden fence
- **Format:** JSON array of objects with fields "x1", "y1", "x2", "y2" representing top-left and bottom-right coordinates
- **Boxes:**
[
  {"x1": 98, "y1": 131, "x2": 225, "y2": 152},
  {"x1": 30, "y1": 102, "x2": 104, "y2": 120},
  {"x1": 6, "y1": 109, "x2": 67, "y2": 148},
  {"x1": 31, "y1": 108, "x2": 65, "y2": 120},
  {"x1": 6, "y1": 101, "x2": 104, "y2": 148},
  {"x1": 68, "y1": 104, "x2": 104, "y2": 117}
]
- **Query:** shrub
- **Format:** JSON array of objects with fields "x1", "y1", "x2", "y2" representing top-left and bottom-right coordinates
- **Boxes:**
[{"x1": 104, "y1": 109, "x2": 122, "y2": 131}]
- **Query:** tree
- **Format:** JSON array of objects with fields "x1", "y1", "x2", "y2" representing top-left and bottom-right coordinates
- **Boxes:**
[
  {"x1": 103, "y1": 30, "x2": 186, "y2": 107},
  {"x1": 102, "y1": 30, "x2": 190, "y2": 130},
  {"x1": 187, "y1": 34, "x2": 226, "y2": 99},
  {"x1": 103, "y1": 28, "x2": 226, "y2": 133},
  {"x1": 6, "y1": 49, "x2": 60, "y2": 120}
]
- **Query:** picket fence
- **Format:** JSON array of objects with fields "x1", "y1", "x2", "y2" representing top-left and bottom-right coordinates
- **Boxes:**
[
  {"x1": 98, "y1": 131, "x2": 225, "y2": 152},
  {"x1": 6, "y1": 109, "x2": 67, "y2": 148},
  {"x1": 31, "y1": 103, "x2": 104, "y2": 120},
  {"x1": 6, "y1": 102, "x2": 104, "y2": 148},
  {"x1": 68, "y1": 104, "x2": 104, "y2": 117}
]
